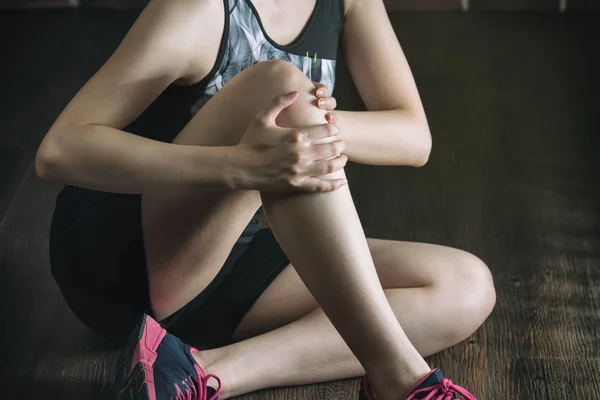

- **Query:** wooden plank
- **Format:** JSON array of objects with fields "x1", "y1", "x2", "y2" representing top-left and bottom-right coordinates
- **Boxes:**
[
  {"x1": 486, "y1": 358, "x2": 600, "y2": 399},
  {"x1": 1, "y1": 9, "x2": 600, "y2": 400},
  {"x1": 236, "y1": 380, "x2": 358, "y2": 400},
  {"x1": 543, "y1": 359, "x2": 600, "y2": 398},
  {"x1": 0, "y1": 165, "x2": 119, "y2": 399}
]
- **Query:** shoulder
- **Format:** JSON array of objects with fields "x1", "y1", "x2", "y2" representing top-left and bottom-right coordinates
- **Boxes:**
[
  {"x1": 136, "y1": 0, "x2": 226, "y2": 82},
  {"x1": 139, "y1": 0, "x2": 222, "y2": 45}
]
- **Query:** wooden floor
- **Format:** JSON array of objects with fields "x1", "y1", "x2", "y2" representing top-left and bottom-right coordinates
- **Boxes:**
[{"x1": 1, "y1": 8, "x2": 599, "y2": 400}]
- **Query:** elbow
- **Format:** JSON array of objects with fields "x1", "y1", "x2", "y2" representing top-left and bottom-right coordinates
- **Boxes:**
[
  {"x1": 35, "y1": 137, "x2": 64, "y2": 181},
  {"x1": 411, "y1": 125, "x2": 432, "y2": 168}
]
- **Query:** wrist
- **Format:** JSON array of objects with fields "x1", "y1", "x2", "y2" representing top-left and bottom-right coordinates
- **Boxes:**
[
  {"x1": 223, "y1": 145, "x2": 253, "y2": 190},
  {"x1": 184, "y1": 145, "x2": 246, "y2": 191}
]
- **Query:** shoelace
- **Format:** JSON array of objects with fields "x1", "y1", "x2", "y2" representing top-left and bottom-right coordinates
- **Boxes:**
[
  {"x1": 406, "y1": 378, "x2": 476, "y2": 400},
  {"x1": 171, "y1": 368, "x2": 221, "y2": 400},
  {"x1": 196, "y1": 362, "x2": 222, "y2": 400}
]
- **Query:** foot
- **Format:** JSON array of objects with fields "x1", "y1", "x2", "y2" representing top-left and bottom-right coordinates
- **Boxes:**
[
  {"x1": 359, "y1": 369, "x2": 477, "y2": 400},
  {"x1": 115, "y1": 313, "x2": 221, "y2": 400}
]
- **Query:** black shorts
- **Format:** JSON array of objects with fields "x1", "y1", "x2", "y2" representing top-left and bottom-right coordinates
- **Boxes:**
[{"x1": 49, "y1": 186, "x2": 290, "y2": 347}]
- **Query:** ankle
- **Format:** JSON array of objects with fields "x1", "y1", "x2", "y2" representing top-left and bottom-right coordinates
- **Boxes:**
[
  {"x1": 367, "y1": 363, "x2": 431, "y2": 400},
  {"x1": 193, "y1": 348, "x2": 233, "y2": 399}
]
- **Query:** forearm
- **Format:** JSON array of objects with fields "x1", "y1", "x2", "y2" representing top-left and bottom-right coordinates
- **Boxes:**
[
  {"x1": 35, "y1": 124, "x2": 237, "y2": 194},
  {"x1": 335, "y1": 109, "x2": 431, "y2": 167}
]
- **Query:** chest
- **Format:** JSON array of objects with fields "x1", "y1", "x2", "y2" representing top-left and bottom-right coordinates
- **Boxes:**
[{"x1": 248, "y1": 0, "x2": 318, "y2": 46}]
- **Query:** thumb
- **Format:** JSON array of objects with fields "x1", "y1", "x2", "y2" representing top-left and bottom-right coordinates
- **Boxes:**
[{"x1": 260, "y1": 91, "x2": 298, "y2": 124}]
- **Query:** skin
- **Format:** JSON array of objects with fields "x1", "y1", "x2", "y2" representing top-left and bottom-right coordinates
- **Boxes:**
[{"x1": 35, "y1": 0, "x2": 496, "y2": 399}]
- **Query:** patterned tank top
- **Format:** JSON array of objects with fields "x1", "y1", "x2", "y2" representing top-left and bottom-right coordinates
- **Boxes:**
[
  {"x1": 189, "y1": 0, "x2": 345, "y2": 114},
  {"x1": 57, "y1": 0, "x2": 345, "y2": 211}
]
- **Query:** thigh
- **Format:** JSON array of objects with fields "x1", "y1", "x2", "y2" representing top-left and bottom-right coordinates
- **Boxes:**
[
  {"x1": 142, "y1": 60, "x2": 323, "y2": 319},
  {"x1": 231, "y1": 238, "x2": 478, "y2": 341}
]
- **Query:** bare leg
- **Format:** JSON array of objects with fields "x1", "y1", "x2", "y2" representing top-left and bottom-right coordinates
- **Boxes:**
[
  {"x1": 142, "y1": 60, "x2": 427, "y2": 400},
  {"x1": 195, "y1": 241, "x2": 496, "y2": 399},
  {"x1": 259, "y1": 95, "x2": 431, "y2": 397},
  {"x1": 142, "y1": 61, "x2": 289, "y2": 321}
]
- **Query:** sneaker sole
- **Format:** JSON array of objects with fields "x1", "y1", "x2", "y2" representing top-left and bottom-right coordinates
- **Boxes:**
[{"x1": 115, "y1": 315, "x2": 167, "y2": 400}]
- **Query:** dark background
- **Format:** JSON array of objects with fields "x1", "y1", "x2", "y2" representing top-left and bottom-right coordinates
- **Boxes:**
[{"x1": 1, "y1": 1, "x2": 599, "y2": 399}]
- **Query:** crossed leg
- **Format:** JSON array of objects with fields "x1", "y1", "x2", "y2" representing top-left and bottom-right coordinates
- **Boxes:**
[
  {"x1": 204, "y1": 239, "x2": 495, "y2": 398},
  {"x1": 141, "y1": 60, "x2": 496, "y2": 399}
]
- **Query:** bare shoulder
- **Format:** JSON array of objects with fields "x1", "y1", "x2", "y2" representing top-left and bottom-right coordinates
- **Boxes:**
[
  {"x1": 43, "y1": 0, "x2": 226, "y2": 132},
  {"x1": 137, "y1": 0, "x2": 225, "y2": 83}
]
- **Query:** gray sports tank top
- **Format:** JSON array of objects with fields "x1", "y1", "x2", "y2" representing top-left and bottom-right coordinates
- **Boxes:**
[
  {"x1": 116, "y1": 0, "x2": 345, "y2": 145},
  {"x1": 188, "y1": 0, "x2": 344, "y2": 114},
  {"x1": 119, "y1": 0, "x2": 344, "y2": 144},
  {"x1": 57, "y1": 0, "x2": 345, "y2": 205}
]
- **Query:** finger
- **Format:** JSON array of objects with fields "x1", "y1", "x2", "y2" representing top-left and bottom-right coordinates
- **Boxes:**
[
  {"x1": 328, "y1": 178, "x2": 349, "y2": 191},
  {"x1": 307, "y1": 155, "x2": 348, "y2": 176},
  {"x1": 313, "y1": 82, "x2": 328, "y2": 97},
  {"x1": 301, "y1": 177, "x2": 348, "y2": 192},
  {"x1": 258, "y1": 91, "x2": 299, "y2": 124},
  {"x1": 320, "y1": 97, "x2": 337, "y2": 110},
  {"x1": 310, "y1": 141, "x2": 346, "y2": 161},
  {"x1": 326, "y1": 112, "x2": 337, "y2": 123},
  {"x1": 318, "y1": 96, "x2": 338, "y2": 111},
  {"x1": 304, "y1": 123, "x2": 340, "y2": 143}
]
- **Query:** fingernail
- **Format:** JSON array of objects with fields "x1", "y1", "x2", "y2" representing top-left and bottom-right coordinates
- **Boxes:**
[
  {"x1": 317, "y1": 89, "x2": 326, "y2": 96},
  {"x1": 318, "y1": 98, "x2": 326, "y2": 108},
  {"x1": 341, "y1": 179, "x2": 348, "y2": 185}
]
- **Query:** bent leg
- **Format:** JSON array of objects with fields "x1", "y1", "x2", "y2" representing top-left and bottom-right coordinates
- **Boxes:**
[
  {"x1": 141, "y1": 60, "x2": 329, "y2": 320},
  {"x1": 195, "y1": 242, "x2": 495, "y2": 398},
  {"x1": 259, "y1": 74, "x2": 431, "y2": 397},
  {"x1": 144, "y1": 59, "x2": 432, "y2": 398}
]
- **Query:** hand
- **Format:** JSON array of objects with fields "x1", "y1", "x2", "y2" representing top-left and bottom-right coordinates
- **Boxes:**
[
  {"x1": 234, "y1": 91, "x2": 348, "y2": 192},
  {"x1": 312, "y1": 81, "x2": 338, "y2": 124}
]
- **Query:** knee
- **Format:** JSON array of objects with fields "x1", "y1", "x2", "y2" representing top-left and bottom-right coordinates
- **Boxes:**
[
  {"x1": 251, "y1": 60, "x2": 341, "y2": 180},
  {"x1": 267, "y1": 61, "x2": 338, "y2": 172},
  {"x1": 445, "y1": 252, "x2": 496, "y2": 341},
  {"x1": 258, "y1": 59, "x2": 310, "y2": 85},
  {"x1": 253, "y1": 60, "x2": 327, "y2": 127},
  {"x1": 250, "y1": 60, "x2": 311, "y2": 95}
]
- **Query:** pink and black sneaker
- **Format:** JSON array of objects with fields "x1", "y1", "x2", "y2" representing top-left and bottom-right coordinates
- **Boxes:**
[
  {"x1": 359, "y1": 368, "x2": 476, "y2": 400},
  {"x1": 115, "y1": 314, "x2": 221, "y2": 400}
]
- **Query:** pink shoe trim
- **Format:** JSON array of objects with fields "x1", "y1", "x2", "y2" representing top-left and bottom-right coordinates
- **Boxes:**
[
  {"x1": 406, "y1": 369, "x2": 477, "y2": 400},
  {"x1": 133, "y1": 315, "x2": 167, "y2": 400},
  {"x1": 411, "y1": 369, "x2": 438, "y2": 393}
]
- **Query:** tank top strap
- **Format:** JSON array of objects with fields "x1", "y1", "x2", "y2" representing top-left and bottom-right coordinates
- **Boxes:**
[{"x1": 295, "y1": 0, "x2": 344, "y2": 61}]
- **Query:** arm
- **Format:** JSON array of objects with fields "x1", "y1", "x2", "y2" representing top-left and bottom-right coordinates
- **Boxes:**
[
  {"x1": 338, "y1": 0, "x2": 432, "y2": 167},
  {"x1": 35, "y1": 0, "x2": 234, "y2": 194}
]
